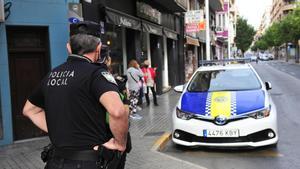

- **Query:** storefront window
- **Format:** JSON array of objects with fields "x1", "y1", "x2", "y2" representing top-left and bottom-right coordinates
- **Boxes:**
[{"x1": 102, "y1": 24, "x2": 124, "y2": 75}]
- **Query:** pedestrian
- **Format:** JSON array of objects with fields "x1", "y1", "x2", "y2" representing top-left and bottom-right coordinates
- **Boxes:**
[
  {"x1": 137, "y1": 63, "x2": 145, "y2": 110},
  {"x1": 22, "y1": 21, "x2": 129, "y2": 169},
  {"x1": 127, "y1": 59, "x2": 144, "y2": 120},
  {"x1": 141, "y1": 60, "x2": 158, "y2": 106}
]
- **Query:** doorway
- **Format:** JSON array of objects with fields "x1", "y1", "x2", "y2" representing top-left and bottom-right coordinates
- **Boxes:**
[
  {"x1": 167, "y1": 39, "x2": 178, "y2": 87},
  {"x1": 6, "y1": 26, "x2": 50, "y2": 140},
  {"x1": 150, "y1": 34, "x2": 163, "y2": 95}
]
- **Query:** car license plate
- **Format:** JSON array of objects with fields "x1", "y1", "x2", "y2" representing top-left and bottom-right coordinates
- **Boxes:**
[{"x1": 203, "y1": 129, "x2": 239, "y2": 138}]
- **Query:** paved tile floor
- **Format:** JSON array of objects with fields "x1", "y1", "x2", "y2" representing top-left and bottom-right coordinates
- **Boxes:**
[{"x1": 0, "y1": 91, "x2": 202, "y2": 169}]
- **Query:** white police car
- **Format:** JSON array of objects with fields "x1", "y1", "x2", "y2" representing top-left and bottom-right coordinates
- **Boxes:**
[{"x1": 172, "y1": 61, "x2": 278, "y2": 148}]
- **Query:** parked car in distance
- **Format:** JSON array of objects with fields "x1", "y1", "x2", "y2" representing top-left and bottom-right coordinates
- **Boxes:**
[
  {"x1": 259, "y1": 54, "x2": 269, "y2": 61},
  {"x1": 268, "y1": 53, "x2": 274, "y2": 60},
  {"x1": 244, "y1": 52, "x2": 257, "y2": 62}
]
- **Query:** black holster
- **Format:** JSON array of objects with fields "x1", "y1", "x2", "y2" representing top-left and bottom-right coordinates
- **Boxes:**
[
  {"x1": 97, "y1": 146, "x2": 122, "y2": 169},
  {"x1": 41, "y1": 144, "x2": 54, "y2": 163}
]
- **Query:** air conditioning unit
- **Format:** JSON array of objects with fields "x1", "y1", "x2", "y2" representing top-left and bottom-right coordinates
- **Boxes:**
[{"x1": 0, "y1": 0, "x2": 4, "y2": 22}]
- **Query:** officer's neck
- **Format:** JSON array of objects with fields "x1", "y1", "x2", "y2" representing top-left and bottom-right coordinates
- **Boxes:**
[{"x1": 82, "y1": 53, "x2": 97, "y2": 63}]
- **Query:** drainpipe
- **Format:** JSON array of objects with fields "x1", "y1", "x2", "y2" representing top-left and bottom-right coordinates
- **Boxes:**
[{"x1": 205, "y1": 0, "x2": 211, "y2": 60}]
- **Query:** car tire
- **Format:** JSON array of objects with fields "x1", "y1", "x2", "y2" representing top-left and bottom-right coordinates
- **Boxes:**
[
  {"x1": 267, "y1": 142, "x2": 278, "y2": 149},
  {"x1": 271, "y1": 142, "x2": 278, "y2": 148}
]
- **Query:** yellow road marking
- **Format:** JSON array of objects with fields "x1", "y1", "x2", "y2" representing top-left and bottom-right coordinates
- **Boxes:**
[{"x1": 152, "y1": 132, "x2": 172, "y2": 151}]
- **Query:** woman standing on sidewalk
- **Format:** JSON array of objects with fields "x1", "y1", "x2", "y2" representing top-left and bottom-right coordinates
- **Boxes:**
[
  {"x1": 127, "y1": 59, "x2": 144, "y2": 119},
  {"x1": 142, "y1": 60, "x2": 158, "y2": 106}
]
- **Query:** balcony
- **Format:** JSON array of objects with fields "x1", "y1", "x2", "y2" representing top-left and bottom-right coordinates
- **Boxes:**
[
  {"x1": 151, "y1": 0, "x2": 187, "y2": 12},
  {"x1": 282, "y1": 3, "x2": 297, "y2": 12},
  {"x1": 210, "y1": 0, "x2": 224, "y2": 11}
]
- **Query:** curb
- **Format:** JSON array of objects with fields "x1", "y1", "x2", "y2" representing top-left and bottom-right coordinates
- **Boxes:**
[{"x1": 151, "y1": 132, "x2": 172, "y2": 151}]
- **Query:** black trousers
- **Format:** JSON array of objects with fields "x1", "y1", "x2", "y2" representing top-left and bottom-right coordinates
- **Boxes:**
[
  {"x1": 45, "y1": 154, "x2": 127, "y2": 169},
  {"x1": 145, "y1": 86, "x2": 157, "y2": 105}
]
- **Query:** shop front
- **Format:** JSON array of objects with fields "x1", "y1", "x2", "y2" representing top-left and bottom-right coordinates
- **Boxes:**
[
  {"x1": 164, "y1": 28, "x2": 178, "y2": 87},
  {"x1": 185, "y1": 36, "x2": 200, "y2": 82},
  {"x1": 104, "y1": 7, "x2": 142, "y2": 75}
]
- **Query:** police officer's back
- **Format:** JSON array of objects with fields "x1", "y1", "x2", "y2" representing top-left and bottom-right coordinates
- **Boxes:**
[{"x1": 23, "y1": 21, "x2": 129, "y2": 169}]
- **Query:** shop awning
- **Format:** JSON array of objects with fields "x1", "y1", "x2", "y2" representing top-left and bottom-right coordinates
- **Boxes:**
[
  {"x1": 142, "y1": 21, "x2": 163, "y2": 36},
  {"x1": 186, "y1": 36, "x2": 200, "y2": 46},
  {"x1": 106, "y1": 7, "x2": 141, "y2": 30},
  {"x1": 163, "y1": 28, "x2": 178, "y2": 40}
]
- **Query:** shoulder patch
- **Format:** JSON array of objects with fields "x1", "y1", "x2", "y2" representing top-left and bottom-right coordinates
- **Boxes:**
[{"x1": 101, "y1": 72, "x2": 117, "y2": 85}]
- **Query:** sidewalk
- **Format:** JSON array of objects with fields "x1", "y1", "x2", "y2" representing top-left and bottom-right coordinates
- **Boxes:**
[
  {"x1": 0, "y1": 91, "x2": 200, "y2": 169},
  {"x1": 278, "y1": 58, "x2": 300, "y2": 65}
]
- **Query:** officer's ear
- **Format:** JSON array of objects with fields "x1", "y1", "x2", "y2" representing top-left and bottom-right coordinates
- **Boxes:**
[
  {"x1": 96, "y1": 43, "x2": 101, "y2": 54},
  {"x1": 66, "y1": 43, "x2": 72, "y2": 54}
]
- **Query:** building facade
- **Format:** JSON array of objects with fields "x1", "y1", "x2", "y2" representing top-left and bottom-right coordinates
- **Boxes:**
[
  {"x1": 82, "y1": 0, "x2": 187, "y2": 94},
  {"x1": 0, "y1": 0, "x2": 74, "y2": 145},
  {"x1": 271, "y1": 0, "x2": 299, "y2": 23},
  {"x1": 215, "y1": 0, "x2": 237, "y2": 59},
  {"x1": 184, "y1": 0, "x2": 223, "y2": 81},
  {"x1": 269, "y1": 0, "x2": 299, "y2": 59}
]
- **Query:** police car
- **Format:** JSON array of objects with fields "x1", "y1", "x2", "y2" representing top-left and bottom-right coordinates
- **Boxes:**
[{"x1": 172, "y1": 60, "x2": 278, "y2": 148}]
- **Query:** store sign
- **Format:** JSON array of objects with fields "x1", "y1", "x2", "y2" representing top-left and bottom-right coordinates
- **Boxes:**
[
  {"x1": 185, "y1": 10, "x2": 205, "y2": 33},
  {"x1": 185, "y1": 22, "x2": 205, "y2": 33},
  {"x1": 137, "y1": 2, "x2": 161, "y2": 24},
  {"x1": 186, "y1": 23, "x2": 198, "y2": 33},
  {"x1": 120, "y1": 17, "x2": 132, "y2": 27},
  {"x1": 185, "y1": 10, "x2": 204, "y2": 24}
]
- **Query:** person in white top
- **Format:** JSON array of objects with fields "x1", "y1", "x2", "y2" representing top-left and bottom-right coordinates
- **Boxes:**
[{"x1": 127, "y1": 60, "x2": 144, "y2": 119}]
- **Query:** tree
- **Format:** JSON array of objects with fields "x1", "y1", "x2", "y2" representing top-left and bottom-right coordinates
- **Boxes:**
[
  {"x1": 251, "y1": 45, "x2": 258, "y2": 52},
  {"x1": 235, "y1": 17, "x2": 256, "y2": 54},
  {"x1": 261, "y1": 22, "x2": 282, "y2": 59},
  {"x1": 285, "y1": 7, "x2": 300, "y2": 63},
  {"x1": 261, "y1": 5, "x2": 300, "y2": 62},
  {"x1": 255, "y1": 39, "x2": 268, "y2": 51}
]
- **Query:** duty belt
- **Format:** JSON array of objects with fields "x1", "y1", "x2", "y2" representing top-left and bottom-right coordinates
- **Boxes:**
[{"x1": 54, "y1": 148, "x2": 99, "y2": 161}]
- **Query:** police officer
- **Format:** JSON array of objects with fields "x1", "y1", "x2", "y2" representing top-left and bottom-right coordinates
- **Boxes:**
[
  {"x1": 97, "y1": 45, "x2": 132, "y2": 169},
  {"x1": 22, "y1": 21, "x2": 129, "y2": 169}
]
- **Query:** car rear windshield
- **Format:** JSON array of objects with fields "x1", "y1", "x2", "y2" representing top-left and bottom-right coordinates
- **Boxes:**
[{"x1": 187, "y1": 68, "x2": 262, "y2": 92}]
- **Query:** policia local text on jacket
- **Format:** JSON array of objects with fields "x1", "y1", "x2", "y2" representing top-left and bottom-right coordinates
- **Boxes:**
[{"x1": 22, "y1": 21, "x2": 129, "y2": 169}]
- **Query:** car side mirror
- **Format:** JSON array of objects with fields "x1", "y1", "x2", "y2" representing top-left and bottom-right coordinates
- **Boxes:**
[
  {"x1": 265, "y1": 82, "x2": 272, "y2": 90},
  {"x1": 174, "y1": 85, "x2": 184, "y2": 93}
]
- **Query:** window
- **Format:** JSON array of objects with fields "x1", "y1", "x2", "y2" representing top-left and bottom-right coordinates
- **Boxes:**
[
  {"x1": 187, "y1": 68, "x2": 262, "y2": 92},
  {"x1": 102, "y1": 24, "x2": 123, "y2": 75}
]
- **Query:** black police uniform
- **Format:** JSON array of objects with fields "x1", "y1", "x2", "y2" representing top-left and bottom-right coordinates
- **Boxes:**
[
  {"x1": 95, "y1": 59, "x2": 131, "y2": 169},
  {"x1": 29, "y1": 54, "x2": 121, "y2": 168}
]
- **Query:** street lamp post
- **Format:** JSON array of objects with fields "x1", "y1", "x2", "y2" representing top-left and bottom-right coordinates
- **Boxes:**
[
  {"x1": 228, "y1": 2, "x2": 231, "y2": 59},
  {"x1": 205, "y1": 0, "x2": 210, "y2": 60}
]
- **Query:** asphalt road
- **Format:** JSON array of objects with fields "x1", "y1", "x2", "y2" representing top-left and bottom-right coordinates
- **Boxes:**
[{"x1": 162, "y1": 61, "x2": 300, "y2": 169}]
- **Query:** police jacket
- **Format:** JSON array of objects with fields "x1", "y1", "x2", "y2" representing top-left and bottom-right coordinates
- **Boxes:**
[{"x1": 28, "y1": 54, "x2": 119, "y2": 151}]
